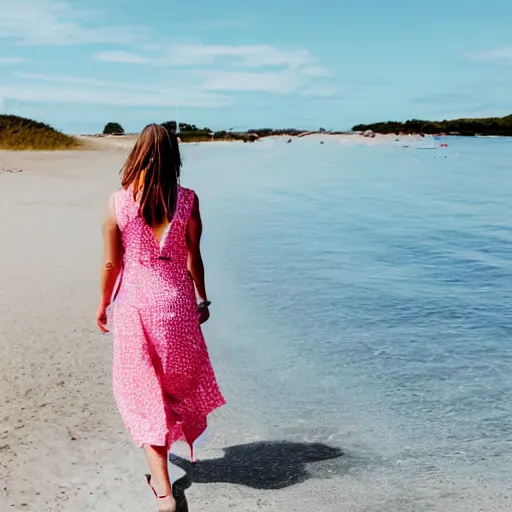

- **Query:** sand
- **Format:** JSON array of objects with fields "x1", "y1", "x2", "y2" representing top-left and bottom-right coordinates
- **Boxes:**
[
  {"x1": 74, "y1": 132, "x2": 423, "y2": 151},
  {"x1": 0, "y1": 144, "x2": 350, "y2": 512}
]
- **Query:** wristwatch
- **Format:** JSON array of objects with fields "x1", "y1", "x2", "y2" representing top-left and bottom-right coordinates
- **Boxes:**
[{"x1": 197, "y1": 300, "x2": 211, "y2": 310}]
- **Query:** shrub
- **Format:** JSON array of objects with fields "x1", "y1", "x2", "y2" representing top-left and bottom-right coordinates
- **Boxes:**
[
  {"x1": 103, "y1": 122, "x2": 125, "y2": 135},
  {"x1": 0, "y1": 115, "x2": 79, "y2": 150}
]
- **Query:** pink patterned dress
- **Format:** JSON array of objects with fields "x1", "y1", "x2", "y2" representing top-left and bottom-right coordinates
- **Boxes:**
[{"x1": 110, "y1": 185, "x2": 225, "y2": 454}]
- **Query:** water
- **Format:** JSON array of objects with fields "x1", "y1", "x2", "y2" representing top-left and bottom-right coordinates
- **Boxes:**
[{"x1": 182, "y1": 137, "x2": 512, "y2": 510}]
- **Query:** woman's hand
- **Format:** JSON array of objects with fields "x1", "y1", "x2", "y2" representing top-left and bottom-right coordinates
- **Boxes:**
[
  {"x1": 199, "y1": 307, "x2": 210, "y2": 325},
  {"x1": 96, "y1": 302, "x2": 110, "y2": 333}
]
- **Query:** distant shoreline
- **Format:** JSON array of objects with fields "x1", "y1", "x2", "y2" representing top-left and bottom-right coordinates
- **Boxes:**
[
  {"x1": 353, "y1": 113, "x2": 512, "y2": 137},
  {"x1": 3, "y1": 111, "x2": 511, "y2": 151},
  {"x1": 75, "y1": 132, "x2": 430, "y2": 150}
]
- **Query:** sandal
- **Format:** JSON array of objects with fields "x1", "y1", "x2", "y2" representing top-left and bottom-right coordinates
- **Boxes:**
[{"x1": 145, "y1": 474, "x2": 176, "y2": 512}]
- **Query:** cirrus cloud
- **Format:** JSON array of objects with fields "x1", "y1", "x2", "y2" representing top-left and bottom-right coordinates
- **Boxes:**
[
  {"x1": 92, "y1": 42, "x2": 337, "y2": 97},
  {"x1": 0, "y1": 0, "x2": 147, "y2": 46},
  {"x1": 465, "y1": 47, "x2": 512, "y2": 63},
  {"x1": 0, "y1": 57, "x2": 29, "y2": 65},
  {"x1": 0, "y1": 0, "x2": 339, "y2": 109}
]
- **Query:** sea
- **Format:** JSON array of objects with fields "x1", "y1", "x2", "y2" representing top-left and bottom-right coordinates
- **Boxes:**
[{"x1": 180, "y1": 137, "x2": 512, "y2": 511}]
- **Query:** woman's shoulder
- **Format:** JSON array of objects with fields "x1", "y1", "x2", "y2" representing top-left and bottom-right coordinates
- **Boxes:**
[
  {"x1": 179, "y1": 186, "x2": 198, "y2": 202},
  {"x1": 178, "y1": 186, "x2": 198, "y2": 218},
  {"x1": 110, "y1": 187, "x2": 136, "y2": 224},
  {"x1": 180, "y1": 185, "x2": 195, "y2": 195}
]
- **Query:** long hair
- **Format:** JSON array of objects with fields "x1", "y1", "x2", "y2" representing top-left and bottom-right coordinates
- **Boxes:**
[{"x1": 120, "y1": 124, "x2": 182, "y2": 227}]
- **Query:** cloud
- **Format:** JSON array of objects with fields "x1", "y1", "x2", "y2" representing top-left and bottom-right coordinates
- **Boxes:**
[
  {"x1": 0, "y1": 1, "x2": 246, "y2": 47},
  {"x1": 199, "y1": 70, "x2": 301, "y2": 94},
  {"x1": 301, "y1": 66, "x2": 332, "y2": 77},
  {"x1": 0, "y1": 57, "x2": 29, "y2": 65},
  {"x1": 465, "y1": 47, "x2": 512, "y2": 63},
  {"x1": 92, "y1": 43, "x2": 317, "y2": 69},
  {"x1": 0, "y1": 0, "x2": 146, "y2": 46},
  {"x1": 167, "y1": 43, "x2": 316, "y2": 68},
  {"x1": 90, "y1": 42, "x2": 335, "y2": 96},
  {"x1": 90, "y1": 39, "x2": 336, "y2": 97},
  {"x1": 0, "y1": 0, "x2": 337, "y2": 105},
  {"x1": 93, "y1": 51, "x2": 150, "y2": 64},
  {"x1": 2, "y1": 73, "x2": 229, "y2": 108}
]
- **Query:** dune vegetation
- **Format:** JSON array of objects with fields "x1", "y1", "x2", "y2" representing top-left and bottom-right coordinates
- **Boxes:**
[{"x1": 0, "y1": 115, "x2": 80, "y2": 150}]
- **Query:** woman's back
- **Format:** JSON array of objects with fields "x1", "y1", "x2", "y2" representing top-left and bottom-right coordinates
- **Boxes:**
[
  {"x1": 97, "y1": 124, "x2": 224, "y2": 510},
  {"x1": 112, "y1": 185, "x2": 197, "y2": 308}
]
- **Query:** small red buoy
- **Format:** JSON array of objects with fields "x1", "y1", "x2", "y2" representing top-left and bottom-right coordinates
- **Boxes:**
[{"x1": 440, "y1": 143, "x2": 448, "y2": 147}]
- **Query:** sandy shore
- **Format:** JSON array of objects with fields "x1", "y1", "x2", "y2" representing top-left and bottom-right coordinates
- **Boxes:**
[
  {"x1": 74, "y1": 132, "x2": 423, "y2": 151},
  {"x1": 0, "y1": 145, "x2": 349, "y2": 512}
]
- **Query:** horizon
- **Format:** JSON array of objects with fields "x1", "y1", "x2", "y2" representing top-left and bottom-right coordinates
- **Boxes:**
[
  {"x1": 4, "y1": 112, "x2": 512, "y2": 137},
  {"x1": 1, "y1": 0, "x2": 512, "y2": 134}
]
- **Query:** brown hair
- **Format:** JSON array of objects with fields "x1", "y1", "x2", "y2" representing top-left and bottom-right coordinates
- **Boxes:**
[{"x1": 120, "y1": 123, "x2": 182, "y2": 227}]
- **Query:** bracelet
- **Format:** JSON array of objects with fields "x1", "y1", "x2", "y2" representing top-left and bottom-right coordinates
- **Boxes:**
[{"x1": 197, "y1": 300, "x2": 211, "y2": 310}]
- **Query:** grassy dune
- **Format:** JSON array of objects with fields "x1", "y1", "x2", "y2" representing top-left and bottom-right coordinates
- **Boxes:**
[{"x1": 0, "y1": 115, "x2": 80, "y2": 150}]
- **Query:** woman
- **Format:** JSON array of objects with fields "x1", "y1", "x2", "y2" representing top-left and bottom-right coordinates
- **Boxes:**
[{"x1": 96, "y1": 124, "x2": 225, "y2": 512}]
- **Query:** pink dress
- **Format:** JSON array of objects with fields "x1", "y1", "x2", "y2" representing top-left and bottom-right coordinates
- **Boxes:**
[{"x1": 110, "y1": 185, "x2": 225, "y2": 453}]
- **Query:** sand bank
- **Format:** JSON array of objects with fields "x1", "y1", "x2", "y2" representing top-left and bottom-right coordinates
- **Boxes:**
[{"x1": 74, "y1": 132, "x2": 424, "y2": 151}]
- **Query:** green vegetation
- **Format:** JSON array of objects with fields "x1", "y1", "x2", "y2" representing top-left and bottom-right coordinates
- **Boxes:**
[
  {"x1": 161, "y1": 120, "x2": 211, "y2": 135},
  {"x1": 179, "y1": 130, "x2": 213, "y2": 142},
  {"x1": 0, "y1": 115, "x2": 79, "y2": 150},
  {"x1": 247, "y1": 128, "x2": 305, "y2": 137},
  {"x1": 353, "y1": 114, "x2": 512, "y2": 136},
  {"x1": 103, "y1": 122, "x2": 125, "y2": 135},
  {"x1": 160, "y1": 120, "x2": 257, "y2": 142}
]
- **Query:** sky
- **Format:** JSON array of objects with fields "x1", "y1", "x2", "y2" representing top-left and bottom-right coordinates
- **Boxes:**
[{"x1": 1, "y1": 0, "x2": 512, "y2": 133}]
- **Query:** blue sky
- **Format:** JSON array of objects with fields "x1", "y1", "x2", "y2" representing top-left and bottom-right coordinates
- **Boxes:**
[{"x1": 1, "y1": 0, "x2": 512, "y2": 133}]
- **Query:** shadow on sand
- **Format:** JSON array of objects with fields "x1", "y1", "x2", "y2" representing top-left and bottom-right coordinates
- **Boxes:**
[{"x1": 170, "y1": 441, "x2": 344, "y2": 512}]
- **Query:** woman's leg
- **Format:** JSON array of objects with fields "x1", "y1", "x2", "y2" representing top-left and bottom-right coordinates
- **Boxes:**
[{"x1": 143, "y1": 444, "x2": 175, "y2": 506}]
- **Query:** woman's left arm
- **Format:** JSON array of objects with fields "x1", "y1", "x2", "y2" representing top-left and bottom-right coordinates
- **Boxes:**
[{"x1": 97, "y1": 200, "x2": 123, "y2": 332}]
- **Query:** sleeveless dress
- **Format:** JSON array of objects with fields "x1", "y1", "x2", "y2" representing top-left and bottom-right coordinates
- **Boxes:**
[{"x1": 110, "y1": 185, "x2": 225, "y2": 453}]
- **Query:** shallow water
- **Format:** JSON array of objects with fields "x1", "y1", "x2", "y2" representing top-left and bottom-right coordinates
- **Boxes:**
[{"x1": 181, "y1": 138, "x2": 512, "y2": 510}]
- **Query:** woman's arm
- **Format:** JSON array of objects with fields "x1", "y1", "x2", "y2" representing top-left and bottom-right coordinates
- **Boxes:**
[
  {"x1": 187, "y1": 193, "x2": 207, "y2": 302},
  {"x1": 97, "y1": 199, "x2": 123, "y2": 332}
]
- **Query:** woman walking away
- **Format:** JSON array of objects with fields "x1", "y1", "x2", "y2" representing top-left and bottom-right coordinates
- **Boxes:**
[{"x1": 96, "y1": 124, "x2": 225, "y2": 512}]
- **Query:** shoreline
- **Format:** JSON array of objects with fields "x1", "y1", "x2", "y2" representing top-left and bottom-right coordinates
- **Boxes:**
[
  {"x1": 71, "y1": 133, "x2": 427, "y2": 151},
  {"x1": 2, "y1": 129, "x2": 502, "y2": 154}
]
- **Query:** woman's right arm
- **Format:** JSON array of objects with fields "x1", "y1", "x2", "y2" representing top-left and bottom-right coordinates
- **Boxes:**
[{"x1": 187, "y1": 193, "x2": 208, "y2": 303}]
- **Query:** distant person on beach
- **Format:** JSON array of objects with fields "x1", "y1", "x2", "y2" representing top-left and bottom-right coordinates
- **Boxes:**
[{"x1": 96, "y1": 124, "x2": 225, "y2": 512}]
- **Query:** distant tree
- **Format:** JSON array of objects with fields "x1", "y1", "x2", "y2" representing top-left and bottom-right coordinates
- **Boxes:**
[
  {"x1": 179, "y1": 122, "x2": 199, "y2": 132},
  {"x1": 161, "y1": 120, "x2": 177, "y2": 133},
  {"x1": 421, "y1": 122, "x2": 441, "y2": 134},
  {"x1": 103, "y1": 122, "x2": 124, "y2": 135},
  {"x1": 352, "y1": 113, "x2": 512, "y2": 137}
]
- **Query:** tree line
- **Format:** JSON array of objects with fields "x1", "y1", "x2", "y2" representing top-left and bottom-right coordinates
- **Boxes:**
[
  {"x1": 353, "y1": 114, "x2": 512, "y2": 136},
  {"x1": 103, "y1": 120, "x2": 259, "y2": 142}
]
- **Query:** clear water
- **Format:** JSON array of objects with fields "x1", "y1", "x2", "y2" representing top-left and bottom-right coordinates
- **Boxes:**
[{"x1": 182, "y1": 137, "x2": 512, "y2": 510}]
